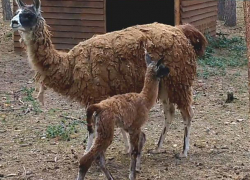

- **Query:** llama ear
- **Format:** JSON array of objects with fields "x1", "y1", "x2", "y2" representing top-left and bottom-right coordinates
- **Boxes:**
[
  {"x1": 16, "y1": 0, "x2": 25, "y2": 8},
  {"x1": 156, "y1": 57, "x2": 164, "y2": 67},
  {"x1": 145, "y1": 52, "x2": 152, "y2": 66},
  {"x1": 33, "y1": 0, "x2": 41, "y2": 12}
]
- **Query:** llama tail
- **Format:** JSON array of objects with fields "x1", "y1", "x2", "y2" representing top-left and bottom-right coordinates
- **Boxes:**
[
  {"x1": 86, "y1": 104, "x2": 102, "y2": 133},
  {"x1": 177, "y1": 24, "x2": 208, "y2": 57}
]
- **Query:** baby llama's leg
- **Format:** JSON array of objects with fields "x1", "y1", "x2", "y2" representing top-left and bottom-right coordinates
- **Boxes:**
[
  {"x1": 179, "y1": 105, "x2": 193, "y2": 158},
  {"x1": 78, "y1": 114, "x2": 115, "y2": 180},
  {"x1": 136, "y1": 131, "x2": 146, "y2": 172},
  {"x1": 152, "y1": 88, "x2": 175, "y2": 153},
  {"x1": 129, "y1": 131, "x2": 141, "y2": 180},
  {"x1": 85, "y1": 125, "x2": 94, "y2": 153},
  {"x1": 121, "y1": 128, "x2": 131, "y2": 154},
  {"x1": 95, "y1": 152, "x2": 114, "y2": 180}
]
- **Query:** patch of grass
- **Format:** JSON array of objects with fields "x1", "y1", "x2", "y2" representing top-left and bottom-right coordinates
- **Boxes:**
[
  {"x1": 198, "y1": 35, "x2": 247, "y2": 78},
  {"x1": 48, "y1": 108, "x2": 58, "y2": 115},
  {"x1": 46, "y1": 118, "x2": 79, "y2": 141},
  {"x1": 5, "y1": 32, "x2": 12, "y2": 38},
  {"x1": 21, "y1": 87, "x2": 42, "y2": 114}
]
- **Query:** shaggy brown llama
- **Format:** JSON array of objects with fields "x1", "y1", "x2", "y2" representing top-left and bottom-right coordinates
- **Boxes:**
[
  {"x1": 77, "y1": 51, "x2": 170, "y2": 180},
  {"x1": 11, "y1": 0, "x2": 207, "y2": 157}
]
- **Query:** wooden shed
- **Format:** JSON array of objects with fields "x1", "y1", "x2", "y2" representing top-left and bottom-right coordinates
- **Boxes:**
[{"x1": 14, "y1": 0, "x2": 217, "y2": 51}]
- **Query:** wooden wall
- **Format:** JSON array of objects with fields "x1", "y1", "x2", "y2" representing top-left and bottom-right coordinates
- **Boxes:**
[
  {"x1": 180, "y1": 0, "x2": 217, "y2": 36},
  {"x1": 13, "y1": 0, "x2": 106, "y2": 51},
  {"x1": 13, "y1": 0, "x2": 217, "y2": 51}
]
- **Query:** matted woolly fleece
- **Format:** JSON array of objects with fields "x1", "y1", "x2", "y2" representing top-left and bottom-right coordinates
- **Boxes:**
[{"x1": 38, "y1": 23, "x2": 204, "y2": 110}]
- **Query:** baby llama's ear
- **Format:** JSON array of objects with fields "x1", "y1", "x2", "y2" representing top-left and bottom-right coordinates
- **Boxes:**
[
  {"x1": 145, "y1": 53, "x2": 152, "y2": 66},
  {"x1": 144, "y1": 48, "x2": 152, "y2": 66},
  {"x1": 33, "y1": 0, "x2": 41, "y2": 12},
  {"x1": 16, "y1": 0, "x2": 25, "y2": 8},
  {"x1": 156, "y1": 57, "x2": 164, "y2": 67}
]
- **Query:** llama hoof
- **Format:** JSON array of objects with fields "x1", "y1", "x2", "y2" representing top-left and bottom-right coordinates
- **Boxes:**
[
  {"x1": 175, "y1": 152, "x2": 188, "y2": 159},
  {"x1": 36, "y1": 96, "x2": 44, "y2": 106},
  {"x1": 122, "y1": 151, "x2": 129, "y2": 155},
  {"x1": 122, "y1": 148, "x2": 131, "y2": 155},
  {"x1": 136, "y1": 167, "x2": 141, "y2": 173},
  {"x1": 148, "y1": 149, "x2": 166, "y2": 154}
]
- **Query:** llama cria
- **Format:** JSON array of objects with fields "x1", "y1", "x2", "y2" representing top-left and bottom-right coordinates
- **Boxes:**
[
  {"x1": 11, "y1": 0, "x2": 207, "y2": 157},
  {"x1": 77, "y1": 51, "x2": 170, "y2": 180}
]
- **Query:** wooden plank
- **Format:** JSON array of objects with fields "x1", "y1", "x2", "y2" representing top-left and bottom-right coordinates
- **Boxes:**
[
  {"x1": 104, "y1": 0, "x2": 107, "y2": 33},
  {"x1": 40, "y1": 1, "x2": 104, "y2": 8},
  {"x1": 181, "y1": 2, "x2": 217, "y2": 12},
  {"x1": 13, "y1": 1, "x2": 104, "y2": 9},
  {"x1": 43, "y1": 7, "x2": 104, "y2": 14},
  {"x1": 42, "y1": 13, "x2": 104, "y2": 20},
  {"x1": 181, "y1": 6, "x2": 217, "y2": 18},
  {"x1": 181, "y1": 11, "x2": 217, "y2": 23},
  {"x1": 175, "y1": 0, "x2": 181, "y2": 25},
  {"x1": 243, "y1": 2, "x2": 250, "y2": 112},
  {"x1": 196, "y1": 21, "x2": 217, "y2": 29},
  {"x1": 196, "y1": 25, "x2": 216, "y2": 33},
  {"x1": 182, "y1": 15, "x2": 217, "y2": 25},
  {"x1": 49, "y1": 25, "x2": 105, "y2": 33},
  {"x1": 45, "y1": 19, "x2": 105, "y2": 27},
  {"x1": 50, "y1": 31, "x2": 96, "y2": 39},
  {"x1": 14, "y1": 36, "x2": 101, "y2": 45},
  {"x1": 181, "y1": 0, "x2": 216, "y2": 7},
  {"x1": 14, "y1": 47, "x2": 24, "y2": 52},
  {"x1": 54, "y1": 44, "x2": 77, "y2": 50},
  {"x1": 14, "y1": 31, "x2": 96, "y2": 40},
  {"x1": 49, "y1": 0, "x2": 103, "y2": 1},
  {"x1": 51, "y1": 38, "x2": 85, "y2": 44},
  {"x1": 14, "y1": 42, "x2": 77, "y2": 51},
  {"x1": 182, "y1": 16, "x2": 217, "y2": 26}
]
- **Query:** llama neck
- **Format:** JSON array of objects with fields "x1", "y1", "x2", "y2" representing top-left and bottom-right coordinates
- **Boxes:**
[
  {"x1": 21, "y1": 20, "x2": 73, "y2": 92},
  {"x1": 21, "y1": 20, "x2": 65, "y2": 73},
  {"x1": 140, "y1": 71, "x2": 159, "y2": 109}
]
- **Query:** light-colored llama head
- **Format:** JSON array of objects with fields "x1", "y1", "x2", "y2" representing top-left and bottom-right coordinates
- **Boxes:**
[{"x1": 10, "y1": 0, "x2": 41, "y2": 32}]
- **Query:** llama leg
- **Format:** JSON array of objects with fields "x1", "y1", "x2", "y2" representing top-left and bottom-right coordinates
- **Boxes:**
[
  {"x1": 85, "y1": 130, "x2": 94, "y2": 153},
  {"x1": 95, "y1": 152, "x2": 114, "y2": 180},
  {"x1": 36, "y1": 83, "x2": 45, "y2": 106},
  {"x1": 121, "y1": 128, "x2": 130, "y2": 154},
  {"x1": 179, "y1": 106, "x2": 193, "y2": 158},
  {"x1": 78, "y1": 114, "x2": 114, "y2": 180},
  {"x1": 151, "y1": 99, "x2": 175, "y2": 153},
  {"x1": 129, "y1": 131, "x2": 140, "y2": 180},
  {"x1": 136, "y1": 131, "x2": 146, "y2": 172}
]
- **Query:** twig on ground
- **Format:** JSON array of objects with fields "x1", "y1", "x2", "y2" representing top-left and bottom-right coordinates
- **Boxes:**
[
  {"x1": 23, "y1": 166, "x2": 27, "y2": 180},
  {"x1": 59, "y1": 115, "x2": 87, "y2": 125},
  {"x1": 0, "y1": 108, "x2": 22, "y2": 112}
]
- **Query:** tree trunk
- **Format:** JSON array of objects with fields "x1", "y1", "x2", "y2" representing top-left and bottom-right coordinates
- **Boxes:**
[
  {"x1": 243, "y1": 1, "x2": 250, "y2": 112},
  {"x1": 224, "y1": 0, "x2": 236, "y2": 27},
  {"x1": 1, "y1": 0, "x2": 12, "y2": 21},
  {"x1": 218, "y1": 0, "x2": 225, "y2": 21}
]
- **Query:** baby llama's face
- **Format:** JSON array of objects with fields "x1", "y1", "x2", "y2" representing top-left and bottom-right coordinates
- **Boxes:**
[{"x1": 10, "y1": 0, "x2": 40, "y2": 32}]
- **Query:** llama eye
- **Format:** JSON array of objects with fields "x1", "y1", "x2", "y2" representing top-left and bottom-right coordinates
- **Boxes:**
[{"x1": 24, "y1": 14, "x2": 32, "y2": 19}]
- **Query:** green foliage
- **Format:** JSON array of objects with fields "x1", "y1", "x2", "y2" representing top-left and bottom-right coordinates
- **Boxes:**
[
  {"x1": 198, "y1": 34, "x2": 247, "y2": 78},
  {"x1": 5, "y1": 32, "x2": 12, "y2": 38},
  {"x1": 21, "y1": 87, "x2": 42, "y2": 114},
  {"x1": 46, "y1": 119, "x2": 79, "y2": 141}
]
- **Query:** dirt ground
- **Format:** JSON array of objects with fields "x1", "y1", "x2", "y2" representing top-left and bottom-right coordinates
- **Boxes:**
[{"x1": 0, "y1": 2, "x2": 249, "y2": 180}]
